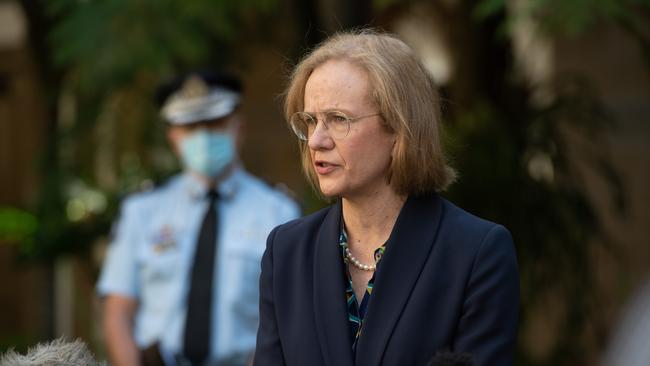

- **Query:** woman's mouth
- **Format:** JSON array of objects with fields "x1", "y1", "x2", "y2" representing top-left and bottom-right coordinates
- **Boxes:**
[{"x1": 314, "y1": 160, "x2": 338, "y2": 175}]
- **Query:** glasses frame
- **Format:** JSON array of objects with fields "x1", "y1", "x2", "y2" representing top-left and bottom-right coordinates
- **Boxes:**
[{"x1": 289, "y1": 111, "x2": 381, "y2": 141}]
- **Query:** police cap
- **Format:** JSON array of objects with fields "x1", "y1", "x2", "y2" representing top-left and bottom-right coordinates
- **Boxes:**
[{"x1": 155, "y1": 70, "x2": 243, "y2": 125}]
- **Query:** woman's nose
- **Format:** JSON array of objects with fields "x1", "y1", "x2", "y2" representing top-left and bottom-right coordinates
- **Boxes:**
[{"x1": 307, "y1": 121, "x2": 334, "y2": 150}]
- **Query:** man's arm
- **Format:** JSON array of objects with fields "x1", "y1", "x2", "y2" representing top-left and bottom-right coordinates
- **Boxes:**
[
  {"x1": 98, "y1": 196, "x2": 143, "y2": 365},
  {"x1": 103, "y1": 294, "x2": 140, "y2": 366}
]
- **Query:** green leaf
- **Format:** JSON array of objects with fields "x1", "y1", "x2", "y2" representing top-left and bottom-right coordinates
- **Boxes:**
[
  {"x1": 0, "y1": 207, "x2": 38, "y2": 245},
  {"x1": 474, "y1": 0, "x2": 507, "y2": 19}
]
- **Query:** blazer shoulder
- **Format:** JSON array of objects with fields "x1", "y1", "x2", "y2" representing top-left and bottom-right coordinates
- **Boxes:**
[
  {"x1": 441, "y1": 198, "x2": 507, "y2": 232},
  {"x1": 272, "y1": 205, "x2": 333, "y2": 237},
  {"x1": 261, "y1": 205, "x2": 337, "y2": 283},
  {"x1": 439, "y1": 198, "x2": 514, "y2": 253}
]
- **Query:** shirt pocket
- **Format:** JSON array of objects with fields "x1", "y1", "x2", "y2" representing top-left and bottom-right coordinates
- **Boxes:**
[
  {"x1": 137, "y1": 242, "x2": 187, "y2": 313},
  {"x1": 137, "y1": 224, "x2": 189, "y2": 284},
  {"x1": 141, "y1": 255, "x2": 187, "y2": 321},
  {"x1": 140, "y1": 252, "x2": 183, "y2": 282}
]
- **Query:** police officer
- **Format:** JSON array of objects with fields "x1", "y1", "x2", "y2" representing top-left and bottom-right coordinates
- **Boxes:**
[{"x1": 97, "y1": 71, "x2": 300, "y2": 366}]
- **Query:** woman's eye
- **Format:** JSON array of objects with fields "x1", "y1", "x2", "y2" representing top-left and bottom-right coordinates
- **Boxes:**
[
  {"x1": 297, "y1": 113, "x2": 315, "y2": 125},
  {"x1": 330, "y1": 114, "x2": 348, "y2": 123}
]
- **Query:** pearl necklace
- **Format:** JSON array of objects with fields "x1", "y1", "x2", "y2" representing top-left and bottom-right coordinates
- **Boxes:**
[{"x1": 345, "y1": 247, "x2": 376, "y2": 271}]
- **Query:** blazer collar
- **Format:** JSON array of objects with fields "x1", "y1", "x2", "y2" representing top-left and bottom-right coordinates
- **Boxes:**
[
  {"x1": 312, "y1": 194, "x2": 443, "y2": 366},
  {"x1": 356, "y1": 193, "x2": 443, "y2": 366},
  {"x1": 313, "y1": 199, "x2": 355, "y2": 366}
]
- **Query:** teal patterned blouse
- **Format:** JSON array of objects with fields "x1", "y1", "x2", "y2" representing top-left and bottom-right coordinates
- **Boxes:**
[{"x1": 339, "y1": 229, "x2": 386, "y2": 355}]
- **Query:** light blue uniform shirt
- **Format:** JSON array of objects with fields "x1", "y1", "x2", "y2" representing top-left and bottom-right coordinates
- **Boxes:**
[{"x1": 97, "y1": 167, "x2": 299, "y2": 365}]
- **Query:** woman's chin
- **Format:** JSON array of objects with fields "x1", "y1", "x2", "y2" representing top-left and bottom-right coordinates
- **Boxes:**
[
  {"x1": 319, "y1": 190, "x2": 340, "y2": 199},
  {"x1": 318, "y1": 184, "x2": 342, "y2": 198}
]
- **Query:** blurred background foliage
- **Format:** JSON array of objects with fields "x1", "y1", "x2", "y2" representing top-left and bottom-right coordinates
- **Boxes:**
[
  {"x1": 2, "y1": 0, "x2": 649, "y2": 364},
  {"x1": 16, "y1": 0, "x2": 284, "y2": 259}
]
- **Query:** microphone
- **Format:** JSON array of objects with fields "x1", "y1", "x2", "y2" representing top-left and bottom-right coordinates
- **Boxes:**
[{"x1": 0, "y1": 337, "x2": 104, "y2": 366}]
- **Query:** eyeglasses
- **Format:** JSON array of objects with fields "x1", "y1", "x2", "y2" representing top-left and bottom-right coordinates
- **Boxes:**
[{"x1": 289, "y1": 111, "x2": 381, "y2": 141}]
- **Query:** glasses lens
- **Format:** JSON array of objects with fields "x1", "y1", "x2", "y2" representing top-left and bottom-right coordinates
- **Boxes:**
[
  {"x1": 290, "y1": 112, "x2": 313, "y2": 140},
  {"x1": 290, "y1": 111, "x2": 354, "y2": 140},
  {"x1": 324, "y1": 111, "x2": 350, "y2": 139}
]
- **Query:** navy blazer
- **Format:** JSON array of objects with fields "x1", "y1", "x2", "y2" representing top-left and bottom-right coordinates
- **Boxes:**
[{"x1": 254, "y1": 193, "x2": 519, "y2": 366}]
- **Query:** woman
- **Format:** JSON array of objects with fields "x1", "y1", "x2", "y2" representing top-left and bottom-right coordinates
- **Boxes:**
[{"x1": 254, "y1": 30, "x2": 519, "y2": 366}]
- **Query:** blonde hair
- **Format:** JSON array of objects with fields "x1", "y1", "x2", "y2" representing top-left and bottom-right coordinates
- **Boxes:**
[{"x1": 285, "y1": 29, "x2": 456, "y2": 196}]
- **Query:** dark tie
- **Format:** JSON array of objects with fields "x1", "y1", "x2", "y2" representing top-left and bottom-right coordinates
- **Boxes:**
[{"x1": 184, "y1": 189, "x2": 219, "y2": 365}]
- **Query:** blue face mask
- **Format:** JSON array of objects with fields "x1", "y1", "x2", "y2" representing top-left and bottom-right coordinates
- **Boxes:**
[{"x1": 179, "y1": 130, "x2": 235, "y2": 178}]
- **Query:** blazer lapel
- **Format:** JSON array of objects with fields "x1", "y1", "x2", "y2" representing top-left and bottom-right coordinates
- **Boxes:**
[
  {"x1": 313, "y1": 200, "x2": 355, "y2": 366},
  {"x1": 355, "y1": 194, "x2": 443, "y2": 366}
]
